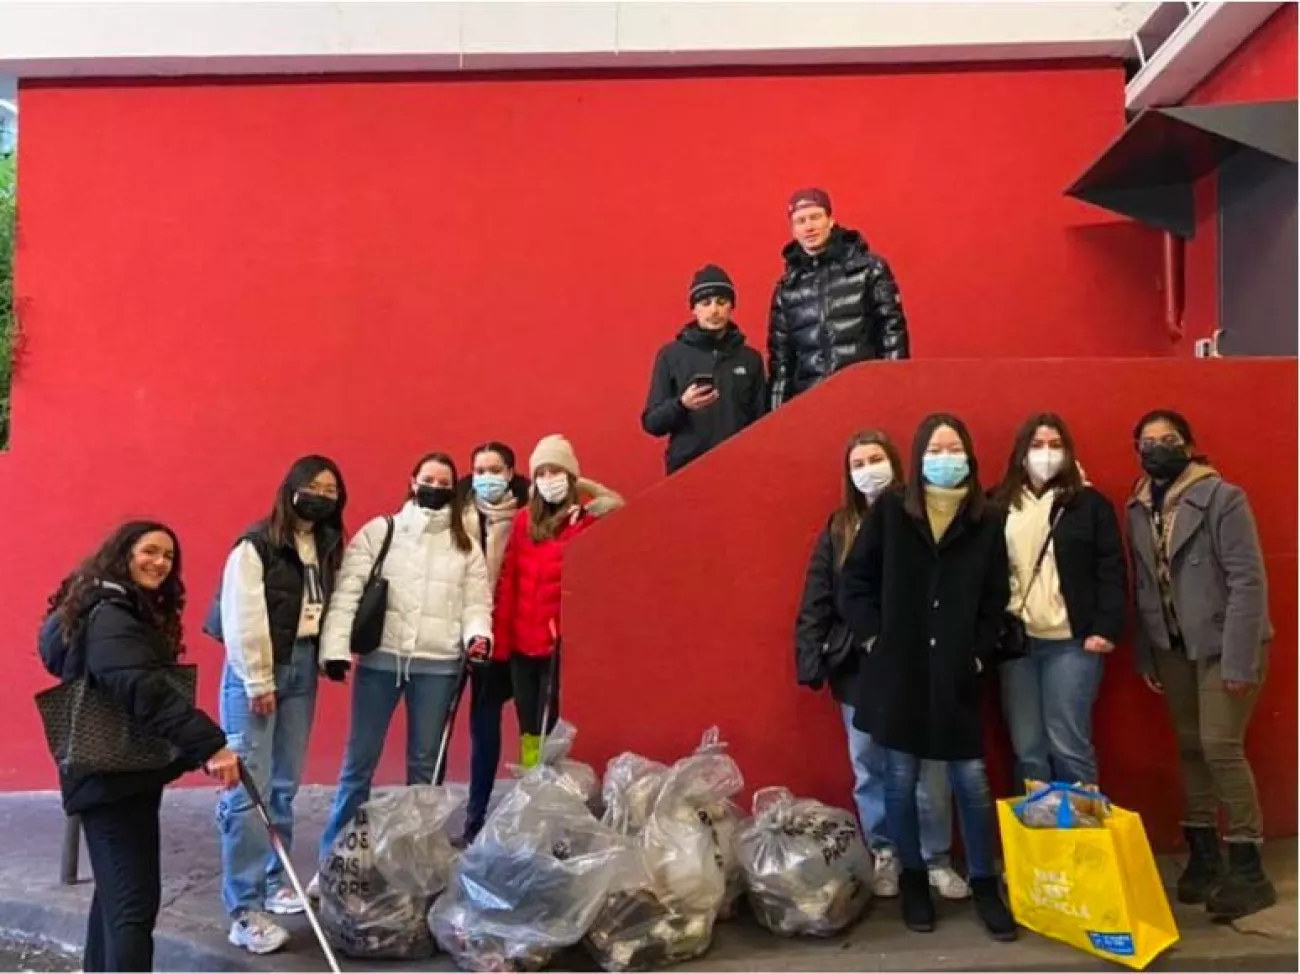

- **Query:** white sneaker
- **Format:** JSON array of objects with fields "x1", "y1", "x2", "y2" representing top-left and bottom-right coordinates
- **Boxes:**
[
  {"x1": 929, "y1": 864, "x2": 972, "y2": 900},
  {"x1": 872, "y1": 848, "x2": 901, "y2": 898},
  {"x1": 265, "y1": 886, "x2": 305, "y2": 916},
  {"x1": 228, "y1": 912, "x2": 290, "y2": 955}
]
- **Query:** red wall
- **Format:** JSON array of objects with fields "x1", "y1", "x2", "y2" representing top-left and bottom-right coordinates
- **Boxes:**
[
  {"x1": 1179, "y1": 4, "x2": 1299, "y2": 353},
  {"x1": 565, "y1": 358, "x2": 1298, "y2": 851},
  {"x1": 2, "y1": 64, "x2": 1174, "y2": 791}
]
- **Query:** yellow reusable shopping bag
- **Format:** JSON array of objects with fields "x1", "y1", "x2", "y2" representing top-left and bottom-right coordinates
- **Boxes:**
[{"x1": 997, "y1": 785, "x2": 1179, "y2": 970}]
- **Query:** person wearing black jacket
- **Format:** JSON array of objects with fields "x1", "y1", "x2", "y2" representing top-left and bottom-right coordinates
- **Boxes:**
[
  {"x1": 794, "y1": 431, "x2": 970, "y2": 903},
  {"x1": 42, "y1": 521, "x2": 235, "y2": 972},
  {"x1": 768, "y1": 188, "x2": 909, "y2": 411},
  {"x1": 993, "y1": 414, "x2": 1126, "y2": 790},
  {"x1": 642, "y1": 265, "x2": 766, "y2": 474},
  {"x1": 840, "y1": 414, "x2": 1015, "y2": 941}
]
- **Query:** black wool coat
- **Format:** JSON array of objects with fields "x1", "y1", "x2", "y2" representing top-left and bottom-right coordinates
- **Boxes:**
[{"x1": 838, "y1": 491, "x2": 1009, "y2": 761}]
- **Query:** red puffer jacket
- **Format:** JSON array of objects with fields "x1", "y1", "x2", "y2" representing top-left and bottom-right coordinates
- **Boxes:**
[{"x1": 493, "y1": 507, "x2": 597, "y2": 660}]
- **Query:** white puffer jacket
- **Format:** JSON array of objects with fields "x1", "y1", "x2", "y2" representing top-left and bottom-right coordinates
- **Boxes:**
[{"x1": 321, "y1": 502, "x2": 492, "y2": 666}]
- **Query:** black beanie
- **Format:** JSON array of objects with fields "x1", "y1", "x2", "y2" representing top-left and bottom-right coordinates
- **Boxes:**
[{"x1": 688, "y1": 264, "x2": 736, "y2": 308}]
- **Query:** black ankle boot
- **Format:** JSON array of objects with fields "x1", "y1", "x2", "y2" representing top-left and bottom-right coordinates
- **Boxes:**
[
  {"x1": 1177, "y1": 826, "x2": 1226, "y2": 904},
  {"x1": 970, "y1": 877, "x2": 1018, "y2": 942},
  {"x1": 1207, "y1": 842, "x2": 1276, "y2": 921},
  {"x1": 899, "y1": 868, "x2": 936, "y2": 932}
]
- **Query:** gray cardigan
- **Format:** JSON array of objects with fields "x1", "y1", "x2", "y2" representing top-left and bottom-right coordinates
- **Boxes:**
[{"x1": 1128, "y1": 475, "x2": 1273, "y2": 683}]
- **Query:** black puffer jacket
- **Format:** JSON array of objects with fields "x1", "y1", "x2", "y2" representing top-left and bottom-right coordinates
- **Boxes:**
[
  {"x1": 53, "y1": 584, "x2": 227, "y2": 814},
  {"x1": 768, "y1": 227, "x2": 908, "y2": 409},
  {"x1": 641, "y1": 324, "x2": 766, "y2": 474}
]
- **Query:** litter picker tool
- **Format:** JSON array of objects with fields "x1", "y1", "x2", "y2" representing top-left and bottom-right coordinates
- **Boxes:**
[
  {"x1": 237, "y1": 760, "x2": 341, "y2": 974},
  {"x1": 434, "y1": 649, "x2": 475, "y2": 786},
  {"x1": 540, "y1": 620, "x2": 562, "y2": 743}
]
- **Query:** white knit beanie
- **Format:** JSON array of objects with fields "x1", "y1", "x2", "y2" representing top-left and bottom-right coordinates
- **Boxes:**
[{"x1": 529, "y1": 434, "x2": 581, "y2": 479}]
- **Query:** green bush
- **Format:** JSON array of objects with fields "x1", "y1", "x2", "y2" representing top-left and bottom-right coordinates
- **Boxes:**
[{"x1": 0, "y1": 152, "x2": 13, "y2": 449}]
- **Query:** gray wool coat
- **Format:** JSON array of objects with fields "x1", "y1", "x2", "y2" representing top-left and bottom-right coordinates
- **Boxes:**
[{"x1": 1127, "y1": 475, "x2": 1273, "y2": 684}]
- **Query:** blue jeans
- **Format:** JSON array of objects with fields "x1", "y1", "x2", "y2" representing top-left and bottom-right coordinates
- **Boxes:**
[
  {"x1": 318, "y1": 665, "x2": 458, "y2": 862},
  {"x1": 1000, "y1": 637, "x2": 1104, "y2": 787},
  {"x1": 840, "y1": 704, "x2": 952, "y2": 865},
  {"x1": 217, "y1": 639, "x2": 318, "y2": 917},
  {"x1": 883, "y1": 748, "x2": 997, "y2": 879}
]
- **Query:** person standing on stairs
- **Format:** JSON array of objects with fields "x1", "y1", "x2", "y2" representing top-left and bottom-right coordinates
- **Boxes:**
[
  {"x1": 457, "y1": 441, "x2": 531, "y2": 845},
  {"x1": 315, "y1": 451, "x2": 494, "y2": 874},
  {"x1": 210, "y1": 455, "x2": 348, "y2": 956},
  {"x1": 794, "y1": 430, "x2": 970, "y2": 903},
  {"x1": 492, "y1": 434, "x2": 624, "y2": 769},
  {"x1": 839, "y1": 413, "x2": 1017, "y2": 941},
  {"x1": 1128, "y1": 409, "x2": 1276, "y2": 921},
  {"x1": 641, "y1": 264, "x2": 766, "y2": 474},
  {"x1": 767, "y1": 187, "x2": 909, "y2": 411},
  {"x1": 992, "y1": 413, "x2": 1126, "y2": 791}
]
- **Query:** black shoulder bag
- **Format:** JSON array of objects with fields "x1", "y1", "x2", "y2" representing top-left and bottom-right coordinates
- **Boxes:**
[
  {"x1": 35, "y1": 603, "x2": 198, "y2": 777},
  {"x1": 993, "y1": 508, "x2": 1063, "y2": 667},
  {"x1": 350, "y1": 517, "x2": 395, "y2": 656}
]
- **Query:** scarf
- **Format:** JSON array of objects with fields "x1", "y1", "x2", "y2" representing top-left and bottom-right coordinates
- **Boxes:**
[{"x1": 1133, "y1": 462, "x2": 1219, "y2": 647}]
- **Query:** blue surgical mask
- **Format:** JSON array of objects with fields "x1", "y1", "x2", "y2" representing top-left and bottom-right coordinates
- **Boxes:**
[
  {"x1": 472, "y1": 473, "x2": 509, "y2": 504},
  {"x1": 922, "y1": 453, "x2": 970, "y2": 489}
]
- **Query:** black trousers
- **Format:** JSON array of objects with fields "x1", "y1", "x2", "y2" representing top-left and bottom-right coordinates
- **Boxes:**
[
  {"x1": 81, "y1": 788, "x2": 164, "y2": 972},
  {"x1": 511, "y1": 652, "x2": 561, "y2": 736}
]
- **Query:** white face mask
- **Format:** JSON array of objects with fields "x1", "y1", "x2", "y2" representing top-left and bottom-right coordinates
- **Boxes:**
[
  {"x1": 1026, "y1": 448, "x2": 1065, "y2": 484},
  {"x1": 850, "y1": 461, "x2": 893, "y2": 500},
  {"x1": 535, "y1": 474, "x2": 570, "y2": 505}
]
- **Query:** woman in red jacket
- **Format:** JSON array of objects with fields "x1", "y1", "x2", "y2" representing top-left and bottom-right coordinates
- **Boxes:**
[{"x1": 493, "y1": 434, "x2": 624, "y2": 768}]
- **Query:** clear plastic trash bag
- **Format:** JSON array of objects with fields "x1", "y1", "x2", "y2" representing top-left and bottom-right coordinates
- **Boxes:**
[
  {"x1": 600, "y1": 752, "x2": 668, "y2": 836},
  {"x1": 507, "y1": 719, "x2": 601, "y2": 810},
  {"x1": 319, "y1": 785, "x2": 463, "y2": 960},
  {"x1": 735, "y1": 786, "x2": 873, "y2": 937},
  {"x1": 584, "y1": 729, "x2": 743, "y2": 971},
  {"x1": 429, "y1": 767, "x2": 630, "y2": 972}
]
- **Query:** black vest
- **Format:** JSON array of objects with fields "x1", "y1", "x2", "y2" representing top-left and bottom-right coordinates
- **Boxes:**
[{"x1": 203, "y1": 521, "x2": 342, "y2": 664}]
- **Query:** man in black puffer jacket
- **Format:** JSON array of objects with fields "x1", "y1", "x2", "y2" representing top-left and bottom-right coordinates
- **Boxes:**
[
  {"x1": 768, "y1": 188, "x2": 909, "y2": 410},
  {"x1": 642, "y1": 265, "x2": 767, "y2": 474}
]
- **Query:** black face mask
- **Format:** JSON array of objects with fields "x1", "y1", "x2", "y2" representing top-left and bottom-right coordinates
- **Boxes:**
[
  {"x1": 1141, "y1": 443, "x2": 1191, "y2": 483},
  {"x1": 415, "y1": 484, "x2": 454, "y2": 511},
  {"x1": 292, "y1": 492, "x2": 337, "y2": 523}
]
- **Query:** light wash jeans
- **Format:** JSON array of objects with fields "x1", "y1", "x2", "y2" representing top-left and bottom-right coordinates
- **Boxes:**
[
  {"x1": 217, "y1": 639, "x2": 318, "y2": 917},
  {"x1": 840, "y1": 703, "x2": 953, "y2": 865},
  {"x1": 1000, "y1": 637, "x2": 1104, "y2": 787},
  {"x1": 317, "y1": 664, "x2": 458, "y2": 862}
]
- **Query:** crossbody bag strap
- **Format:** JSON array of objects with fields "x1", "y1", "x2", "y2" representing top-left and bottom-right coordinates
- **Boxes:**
[
  {"x1": 1021, "y1": 506, "x2": 1065, "y2": 604},
  {"x1": 367, "y1": 517, "x2": 395, "y2": 583}
]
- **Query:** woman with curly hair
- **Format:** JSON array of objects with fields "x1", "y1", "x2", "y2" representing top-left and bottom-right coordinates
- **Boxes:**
[{"x1": 41, "y1": 521, "x2": 236, "y2": 971}]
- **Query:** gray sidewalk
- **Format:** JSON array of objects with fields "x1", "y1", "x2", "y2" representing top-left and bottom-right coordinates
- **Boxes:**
[{"x1": 0, "y1": 787, "x2": 1294, "y2": 972}]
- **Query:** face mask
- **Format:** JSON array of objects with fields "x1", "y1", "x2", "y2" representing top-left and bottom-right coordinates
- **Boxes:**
[
  {"x1": 1141, "y1": 443, "x2": 1190, "y2": 483},
  {"x1": 536, "y1": 474, "x2": 570, "y2": 505},
  {"x1": 922, "y1": 453, "x2": 970, "y2": 489},
  {"x1": 850, "y1": 461, "x2": 893, "y2": 500},
  {"x1": 1025, "y1": 448, "x2": 1065, "y2": 484},
  {"x1": 472, "y1": 474, "x2": 509, "y2": 504},
  {"x1": 414, "y1": 483, "x2": 454, "y2": 511},
  {"x1": 292, "y1": 492, "x2": 337, "y2": 523}
]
